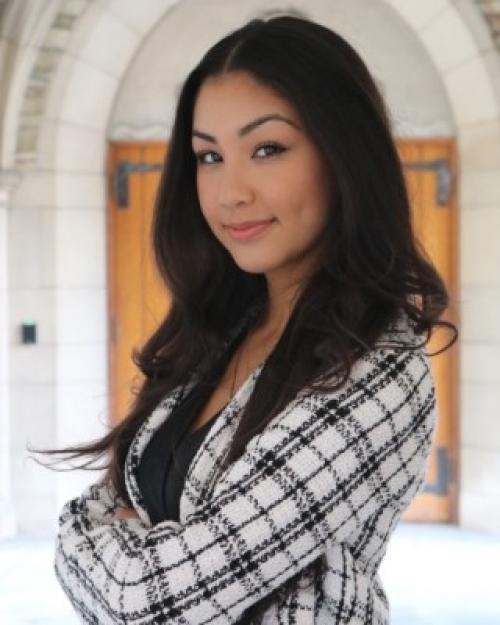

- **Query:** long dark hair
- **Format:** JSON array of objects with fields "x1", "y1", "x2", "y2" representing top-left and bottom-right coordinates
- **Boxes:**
[{"x1": 32, "y1": 13, "x2": 458, "y2": 624}]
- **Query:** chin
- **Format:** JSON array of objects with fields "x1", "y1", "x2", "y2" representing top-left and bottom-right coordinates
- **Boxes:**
[
  {"x1": 234, "y1": 264, "x2": 269, "y2": 275},
  {"x1": 231, "y1": 258, "x2": 276, "y2": 275}
]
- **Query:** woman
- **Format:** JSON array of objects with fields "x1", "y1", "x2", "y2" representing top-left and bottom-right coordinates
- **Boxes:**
[{"x1": 36, "y1": 14, "x2": 457, "y2": 625}]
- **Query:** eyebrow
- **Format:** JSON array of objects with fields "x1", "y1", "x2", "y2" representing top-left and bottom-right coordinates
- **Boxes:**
[{"x1": 192, "y1": 113, "x2": 300, "y2": 143}]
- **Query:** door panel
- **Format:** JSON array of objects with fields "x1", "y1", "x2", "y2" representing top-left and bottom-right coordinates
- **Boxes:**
[
  {"x1": 107, "y1": 141, "x2": 169, "y2": 425},
  {"x1": 398, "y1": 139, "x2": 459, "y2": 522}
]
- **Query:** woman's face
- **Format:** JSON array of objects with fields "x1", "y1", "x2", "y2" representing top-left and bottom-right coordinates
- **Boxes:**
[{"x1": 192, "y1": 71, "x2": 332, "y2": 282}]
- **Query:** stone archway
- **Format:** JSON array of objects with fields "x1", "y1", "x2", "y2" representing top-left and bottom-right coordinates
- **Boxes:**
[{"x1": 1, "y1": 0, "x2": 500, "y2": 534}]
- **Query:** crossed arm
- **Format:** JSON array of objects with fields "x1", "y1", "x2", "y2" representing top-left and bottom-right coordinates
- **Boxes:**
[{"x1": 54, "y1": 346, "x2": 436, "y2": 625}]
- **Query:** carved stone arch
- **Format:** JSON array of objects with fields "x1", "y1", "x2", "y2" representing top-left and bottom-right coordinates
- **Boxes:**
[{"x1": 3, "y1": 0, "x2": 500, "y2": 168}]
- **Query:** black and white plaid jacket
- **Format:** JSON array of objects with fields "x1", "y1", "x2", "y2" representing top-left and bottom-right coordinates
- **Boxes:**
[{"x1": 54, "y1": 310, "x2": 437, "y2": 624}]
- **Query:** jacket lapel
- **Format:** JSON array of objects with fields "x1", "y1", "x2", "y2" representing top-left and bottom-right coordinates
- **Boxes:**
[
  {"x1": 178, "y1": 358, "x2": 266, "y2": 523},
  {"x1": 124, "y1": 378, "x2": 195, "y2": 525},
  {"x1": 124, "y1": 305, "x2": 264, "y2": 526}
]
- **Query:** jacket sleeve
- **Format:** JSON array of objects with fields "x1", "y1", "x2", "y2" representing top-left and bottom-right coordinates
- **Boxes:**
[{"x1": 54, "y1": 345, "x2": 436, "y2": 625}]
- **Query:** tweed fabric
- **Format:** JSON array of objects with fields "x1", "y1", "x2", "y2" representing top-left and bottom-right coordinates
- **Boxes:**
[{"x1": 54, "y1": 310, "x2": 437, "y2": 624}]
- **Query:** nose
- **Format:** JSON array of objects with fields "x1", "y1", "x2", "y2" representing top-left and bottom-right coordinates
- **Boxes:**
[{"x1": 217, "y1": 160, "x2": 253, "y2": 209}]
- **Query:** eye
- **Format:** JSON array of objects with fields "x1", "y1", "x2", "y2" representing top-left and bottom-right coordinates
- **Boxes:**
[
  {"x1": 194, "y1": 142, "x2": 287, "y2": 166},
  {"x1": 195, "y1": 150, "x2": 221, "y2": 165},
  {"x1": 254, "y1": 142, "x2": 287, "y2": 159}
]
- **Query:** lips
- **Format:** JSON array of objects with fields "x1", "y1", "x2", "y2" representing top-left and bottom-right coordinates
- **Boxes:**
[
  {"x1": 225, "y1": 219, "x2": 274, "y2": 230},
  {"x1": 225, "y1": 219, "x2": 276, "y2": 241}
]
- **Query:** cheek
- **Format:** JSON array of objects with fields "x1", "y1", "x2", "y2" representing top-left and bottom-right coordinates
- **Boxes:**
[
  {"x1": 282, "y1": 182, "x2": 331, "y2": 231},
  {"x1": 196, "y1": 183, "x2": 215, "y2": 222},
  {"x1": 197, "y1": 178, "x2": 223, "y2": 227},
  {"x1": 280, "y1": 157, "x2": 329, "y2": 219},
  {"x1": 302, "y1": 163, "x2": 331, "y2": 229},
  {"x1": 196, "y1": 176, "x2": 206, "y2": 209},
  {"x1": 200, "y1": 207, "x2": 221, "y2": 240}
]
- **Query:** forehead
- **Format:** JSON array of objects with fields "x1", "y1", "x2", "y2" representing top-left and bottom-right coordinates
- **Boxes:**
[{"x1": 192, "y1": 71, "x2": 300, "y2": 129}]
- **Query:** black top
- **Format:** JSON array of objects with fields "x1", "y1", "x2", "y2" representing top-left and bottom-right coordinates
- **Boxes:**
[{"x1": 137, "y1": 325, "x2": 249, "y2": 524}]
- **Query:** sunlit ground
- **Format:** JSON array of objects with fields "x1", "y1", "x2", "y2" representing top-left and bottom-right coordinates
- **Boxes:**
[{"x1": 1, "y1": 521, "x2": 499, "y2": 624}]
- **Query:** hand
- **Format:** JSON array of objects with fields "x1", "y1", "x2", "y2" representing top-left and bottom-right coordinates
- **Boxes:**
[{"x1": 112, "y1": 507, "x2": 141, "y2": 521}]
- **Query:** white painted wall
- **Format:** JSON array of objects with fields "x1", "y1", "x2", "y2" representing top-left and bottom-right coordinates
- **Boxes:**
[
  {"x1": 0, "y1": 0, "x2": 499, "y2": 536},
  {"x1": 0, "y1": 174, "x2": 18, "y2": 538}
]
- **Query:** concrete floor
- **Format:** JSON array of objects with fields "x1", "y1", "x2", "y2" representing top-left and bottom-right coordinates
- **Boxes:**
[{"x1": 0, "y1": 521, "x2": 499, "y2": 624}]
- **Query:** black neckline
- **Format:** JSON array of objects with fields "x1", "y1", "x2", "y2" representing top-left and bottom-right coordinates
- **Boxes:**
[{"x1": 172, "y1": 324, "x2": 249, "y2": 447}]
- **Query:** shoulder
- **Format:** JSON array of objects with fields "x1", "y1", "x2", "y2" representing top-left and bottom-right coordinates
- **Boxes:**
[
  {"x1": 364, "y1": 308, "x2": 432, "y2": 384},
  {"x1": 314, "y1": 308, "x2": 432, "y2": 388},
  {"x1": 302, "y1": 309, "x2": 436, "y2": 430}
]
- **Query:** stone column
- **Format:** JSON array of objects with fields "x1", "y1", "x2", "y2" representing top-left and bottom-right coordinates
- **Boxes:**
[{"x1": 0, "y1": 170, "x2": 21, "y2": 538}]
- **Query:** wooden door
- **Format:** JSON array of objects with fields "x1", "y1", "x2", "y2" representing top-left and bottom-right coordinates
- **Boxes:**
[
  {"x1": 107, "y1": 141, "x2": 169, "y2": 425},
  {"x1": 106, "y1": 138, "x2": 459, "y2": 522},
  {"x1": 398, "y1": 139, "x2": 459, "y2": 523}
]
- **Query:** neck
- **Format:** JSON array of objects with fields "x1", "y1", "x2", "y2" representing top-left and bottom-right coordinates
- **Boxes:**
[
  {"x1": 260, "y1": 251, "x2": 324, "y2": 336},
  {"x1": 258, "y1": 280, "x2": 303, "y2": 337}
]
